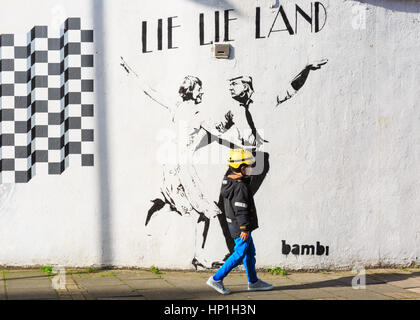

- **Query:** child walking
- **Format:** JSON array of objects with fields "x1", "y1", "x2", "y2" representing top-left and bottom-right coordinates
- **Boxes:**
[{"x1": 206, "y1": 149, "x2": 273, "y2": 294}]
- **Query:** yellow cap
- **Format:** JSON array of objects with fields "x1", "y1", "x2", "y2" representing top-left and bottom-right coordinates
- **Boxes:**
[{"x1": 227, "y1": 149, "x2": 255, "y2": 169}]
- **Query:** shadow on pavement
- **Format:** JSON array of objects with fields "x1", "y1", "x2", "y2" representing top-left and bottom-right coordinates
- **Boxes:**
[
  {"x1": 3, "y1": 267, "x2": 116, "y2": 281},
  {"x1": 183, "y1": 271, "x2": 420, "y2": 298},
  {"x1": 2, "y1": 271, "x2": 419, "y2": 300}
]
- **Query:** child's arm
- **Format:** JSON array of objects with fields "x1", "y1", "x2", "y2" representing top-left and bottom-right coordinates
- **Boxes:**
[{"x1": 233, "y1": 183, "x2": 252, "y2": 234}]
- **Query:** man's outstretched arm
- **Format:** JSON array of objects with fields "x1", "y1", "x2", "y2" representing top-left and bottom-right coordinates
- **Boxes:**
[{"x1": 277, "y1": 58, "x2": 328, "y2": 106}]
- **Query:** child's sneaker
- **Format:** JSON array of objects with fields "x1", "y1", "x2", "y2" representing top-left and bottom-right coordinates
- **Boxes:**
[
  {"x1": 206, "y1": 276, "x2": 231, "y2": 295},
  {"x1": 248, "y1": 279, "x2": 274, "y2": 291}
]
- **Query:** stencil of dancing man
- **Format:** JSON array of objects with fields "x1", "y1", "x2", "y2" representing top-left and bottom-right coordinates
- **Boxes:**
[{"x1": 203, "y1": 59, "x2": 329, "y2": 200}]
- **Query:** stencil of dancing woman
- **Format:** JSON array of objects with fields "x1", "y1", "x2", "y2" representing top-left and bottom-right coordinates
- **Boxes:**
[{"x1": 120, "y1": 58, "x2": 239, "y2": 268}]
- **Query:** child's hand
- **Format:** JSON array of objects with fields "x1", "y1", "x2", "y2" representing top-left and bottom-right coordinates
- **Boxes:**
[{"x1": 240, "y1": 231, "x2": 249, "y2": 241}]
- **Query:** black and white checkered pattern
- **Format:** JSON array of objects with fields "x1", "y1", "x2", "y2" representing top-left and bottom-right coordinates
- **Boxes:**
[{"x1": 0, "y1": 18, "x2": 94, "y2": 183}]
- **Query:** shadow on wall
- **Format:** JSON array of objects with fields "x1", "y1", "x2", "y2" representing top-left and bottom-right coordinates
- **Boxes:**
[
  {"x1": 92, "y1": 0, "x2": 112, "y2": 267},
  {"x1": 354, "y1": 0, "x2": 420, "y2": 13},
  {"x1": 183, "y1": 0, "x2": 235, "y2": 8},
  {"x1": 183, "y1": 0, "x2": 243, "y2": 16}
]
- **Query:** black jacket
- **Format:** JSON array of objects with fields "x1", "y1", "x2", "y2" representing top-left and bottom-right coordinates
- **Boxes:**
[{"x1": 220, "y1": 171, "x2": 259, "y2": 239}]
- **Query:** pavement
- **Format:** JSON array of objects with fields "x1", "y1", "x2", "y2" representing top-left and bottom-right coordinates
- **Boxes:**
[{"x1": 1, "y1": 267, "x2": 420, "y2": 300}]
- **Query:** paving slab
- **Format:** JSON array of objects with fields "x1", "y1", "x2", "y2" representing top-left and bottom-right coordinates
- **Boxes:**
[
  {"x1": 366, "y1": 283, "x2": 420, "y2": 299},
  {"x1": 272, "y1": 278, "x2": 345, "y2": 291},
  {"x1": 82, "y1": 285, "x2": 142, "y2": 299},
  {"x1": 0, "y1": 268, "x2": 419, "y2": 300},
  {"x1": 285, "y1": 272, "x2": 337, "y2": 284},
  {"x1": 164, "y1": 278, "x2": 214, "y2": 292},
  {"x1": 137, "y1": 287, "x2": 196, "y2": 300},
  {"x1": 321, "y1": 286, "x2": 394, "y2": 300},
  {"x1": 161, "y1": 272, "x2": 210, "y2": 287},
  {"x1": 407, "y1": 287, "x2": 420, "y2": 294},
  {"x1": 188, "y1": 290, "x2": 252, "y2": 301},
  {"x1": 122, "y1": 278, "x2": 174, "y2": 290},
  {"x1": 321, "y1": 274, "x2": 384, "y2": 287},
  {"x1": 369, "y1": 273, "x2": 420, "y2": 289},
  {"x1": 0, "y1": 283, "x2": 6, "y2": 301},
  {"x1": 112, "y1": 270, "x2": 162, "y2": 280},
  {"x1": 97, "y1": 296, "x2": 147, "y2": 300},
  {"x1": 277, "y1": 286, "x2": 338, "y2": 300},
  {"x1": 241, "y1": 291, "x2": 299, "y2": 300},
  {"x1": 266, "y1": 277, "x2": 304, "y2": 287},
  {"x1": 57, "y1": 293, "x2": 73, "y2": 300},
  {"x1": 69, "y1": 292, "x2": 88, "y2": 300},
  {"x1": 161, "y1": 271, "x2": 211, "y2": 280},
  {"x1": 5, "y1": 279, "x2": 53, "y2": 289},
  {"x1": 73, "y1": 277, "x2": 124, "y2": 287},
  {"x1": 320, "y1": 271, "x2": 359, "y2": 281},
  {"x1": 3, "y1": 271, "x2": 49, "y2": 281},
  {"x1": 6, "y1": 287, "x2": 58, "y2": 300}
]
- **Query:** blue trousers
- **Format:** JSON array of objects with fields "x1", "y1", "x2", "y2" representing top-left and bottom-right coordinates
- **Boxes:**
[{"x1": 213, "y1": 234, "x2": 258, "y2": 284}]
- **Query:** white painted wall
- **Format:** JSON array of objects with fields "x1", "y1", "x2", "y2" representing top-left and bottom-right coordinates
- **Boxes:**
[{"x1": 0, "y1": 0, "x2": 419, "y2": 270}]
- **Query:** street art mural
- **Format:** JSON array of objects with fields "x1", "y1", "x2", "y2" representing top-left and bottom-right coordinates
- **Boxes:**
[
  {"x1": 121, "y1": 56, "x2": 328, "y2": 268},
  {"x1": 0, "y1": 0, "x2": 417, "y2": 270},
  {"x1": 0, "y1": 18, "x2": 95, "y2": 183},
  {"x1": 119, "y1": 2, "x2": 331, "y2": 269}
]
